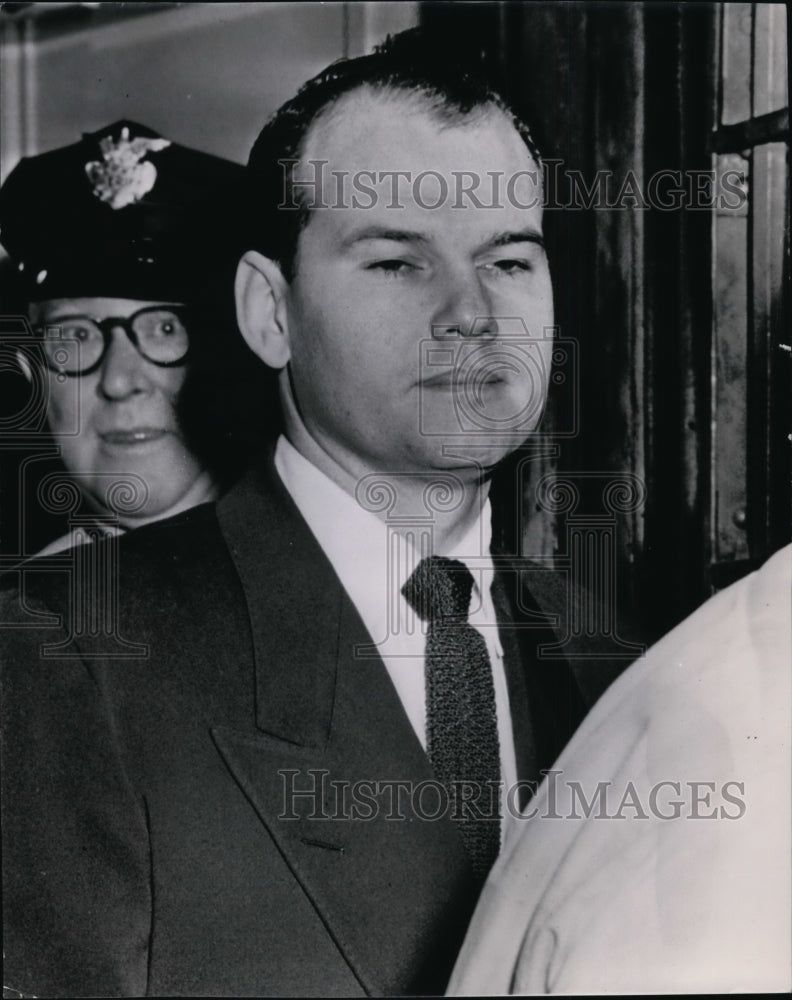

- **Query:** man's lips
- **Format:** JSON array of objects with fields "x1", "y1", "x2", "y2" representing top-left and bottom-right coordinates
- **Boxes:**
[
  {"x1": 419, "y1": 370, "x2": 508, "y2": 388},
  {"x1": 99, "y1": 428, "x2": 171, "y2": 445}
]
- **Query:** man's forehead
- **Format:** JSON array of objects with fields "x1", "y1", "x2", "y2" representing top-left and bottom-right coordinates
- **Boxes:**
[{"x1": 297, "y1": 85, "x2": 536, "y2": 179}]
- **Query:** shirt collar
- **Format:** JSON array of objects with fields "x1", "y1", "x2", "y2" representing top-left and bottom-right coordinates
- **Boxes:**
[{"x1": 274, "y1": 435, "x2": 495, "y2": 609}]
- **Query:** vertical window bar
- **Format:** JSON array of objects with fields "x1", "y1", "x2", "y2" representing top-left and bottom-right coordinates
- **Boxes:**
[
  {"x1": 753, "y1": 3, "x2": 789, "y2": 117},
  {"x1": 712, "y1": 151, "x2": 751, "y2": 562},
  {"x1": 720, "y1": 2, "x2": 753, "y2": 125},
  {"x1": 714, "y1": 3, "x2": 725, "y2": 133},
  {"x1": 748, "y1": 142, "x2": 789, "y2": 555}
]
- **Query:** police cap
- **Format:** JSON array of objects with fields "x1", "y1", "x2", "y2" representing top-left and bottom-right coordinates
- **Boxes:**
[{"x1": 0, "y1": 120, "x2": 245, "y2": 303}]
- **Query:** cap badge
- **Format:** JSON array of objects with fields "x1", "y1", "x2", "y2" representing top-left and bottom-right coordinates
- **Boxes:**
[{"x1": 85, "y1": 126, "x2": 171, "y2": 209}]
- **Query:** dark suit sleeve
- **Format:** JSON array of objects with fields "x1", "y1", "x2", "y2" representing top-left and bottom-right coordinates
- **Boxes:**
[{"x1": 1, "y1": 601, "x2": 151, "y2": 998}]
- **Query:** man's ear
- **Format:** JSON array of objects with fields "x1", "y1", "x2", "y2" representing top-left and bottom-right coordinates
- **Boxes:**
[{"x1": 235, "y1": 250, "x2": 291, "y2": 369}]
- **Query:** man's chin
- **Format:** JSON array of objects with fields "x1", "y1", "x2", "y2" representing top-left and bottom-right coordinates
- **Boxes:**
[{"x1": 410, "y1": 435, "x2": 526, "y2": 477}]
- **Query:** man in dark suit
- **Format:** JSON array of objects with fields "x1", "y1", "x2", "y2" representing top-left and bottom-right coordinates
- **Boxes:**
[{"x1": 1, "y1": 32, "x2": 635, "y2": 998}]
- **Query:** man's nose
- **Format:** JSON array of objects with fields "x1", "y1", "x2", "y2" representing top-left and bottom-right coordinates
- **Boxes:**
[
  {"x1": 98, "y1": 329, "x2": 151, "y2": 400},
  {"x1": 431, "y1": 266, "x2": 499, "y2": 340}
]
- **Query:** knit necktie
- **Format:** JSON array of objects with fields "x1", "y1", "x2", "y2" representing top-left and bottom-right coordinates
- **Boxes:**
[{"x1": 402, "y1": 556, "x2": 501, "y2": 881}]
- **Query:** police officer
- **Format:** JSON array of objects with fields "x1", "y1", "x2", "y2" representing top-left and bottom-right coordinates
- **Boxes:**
[{"x1": 0, "y1": 120, "x2": 252, "y2": 553}]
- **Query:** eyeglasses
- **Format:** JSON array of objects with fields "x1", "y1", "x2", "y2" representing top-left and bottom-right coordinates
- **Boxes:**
[{"x1": 34, "y1": 305, "x2": 191, "y2": 376}]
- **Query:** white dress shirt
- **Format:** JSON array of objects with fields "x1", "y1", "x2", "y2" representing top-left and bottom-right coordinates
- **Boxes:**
[{"x1": 275, "y1": 435, "x2": 520, "y2": 847}]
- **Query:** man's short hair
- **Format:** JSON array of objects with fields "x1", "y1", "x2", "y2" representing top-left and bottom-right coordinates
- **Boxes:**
[{"x1": 245, "y1": 27, "x2": 542, "y2": 281}]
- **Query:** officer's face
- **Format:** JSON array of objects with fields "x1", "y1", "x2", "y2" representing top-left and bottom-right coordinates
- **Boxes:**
[
  {"x1": 282, "y1": 90, "x2": 553, "y2": 479},
  {"x1": 28, "y1": 296, "x2": 211, "y2": 523}
]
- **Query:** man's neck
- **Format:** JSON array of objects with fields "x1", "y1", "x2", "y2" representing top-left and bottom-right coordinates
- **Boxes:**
[{"x1": 280, "y1": 382, "x2": 490, "y2": 555}]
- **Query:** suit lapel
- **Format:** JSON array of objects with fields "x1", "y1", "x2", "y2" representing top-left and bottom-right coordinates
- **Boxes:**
[
  {"x1": 214, "y1": 461, "x2": 477, "y2": 995},
  {"x1": 217, "y1": 459, "x2": 338, "y2": 748}
]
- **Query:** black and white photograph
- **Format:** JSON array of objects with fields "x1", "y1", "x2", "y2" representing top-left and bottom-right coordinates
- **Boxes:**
[{"x1": 0, "y1": 1, "x2": 789, "y2": 995}]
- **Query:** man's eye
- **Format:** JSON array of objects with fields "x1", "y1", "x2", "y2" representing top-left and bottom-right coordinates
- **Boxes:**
[
  {"x1": 366, "y1": 259, "x2": 414, "y2": 275},
  {"x1": 486, "y1": 259, "x2": 532, "y2": 275}
]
